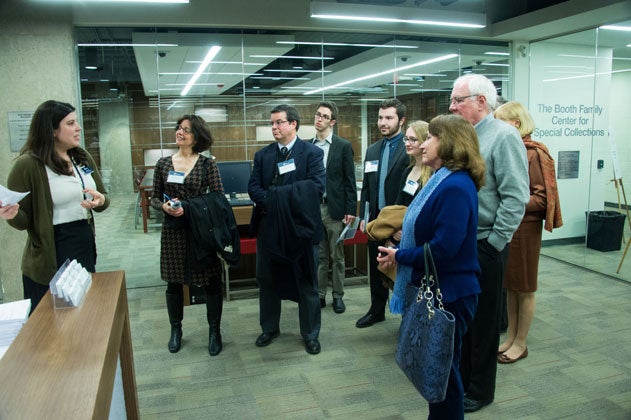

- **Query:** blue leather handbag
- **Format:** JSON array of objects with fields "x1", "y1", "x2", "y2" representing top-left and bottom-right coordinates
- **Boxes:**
[{"x1": 395, "y1": 243, "x2": 455, "y2": 403}]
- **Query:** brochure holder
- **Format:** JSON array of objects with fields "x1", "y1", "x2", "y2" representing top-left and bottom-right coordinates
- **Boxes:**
[{"x1": 49, "y1": 259, "x2": 92, "y2": 309}]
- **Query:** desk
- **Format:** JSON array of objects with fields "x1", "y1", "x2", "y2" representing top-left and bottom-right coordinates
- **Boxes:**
[
  {"x1": 138, "y1": 168, "x2": 154, "y2": 233},
  {"x1": 0, "y1": 271, "x2": 139, "y2": 419}
]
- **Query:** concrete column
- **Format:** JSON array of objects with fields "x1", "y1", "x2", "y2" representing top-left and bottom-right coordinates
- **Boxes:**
[{"x1": 98, "y1": 101, "x2": 134, "y2": 194}]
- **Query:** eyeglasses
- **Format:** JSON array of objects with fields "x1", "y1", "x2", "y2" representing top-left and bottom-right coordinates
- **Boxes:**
[
  {"x1": 270, "y1": 120, "x2": 289, "y2": 127},
  {"x1": 315, "y1": 112, "x2": 332, "y2": 121},
  {"x1": 175, "y1": 125, "x2": 193, "y2": 134},
  {"x1": 403, "y1": 136, "x2": 419, "y2": 143},
  {"x1": 450, "y1": 94, "x2": 478, "y2": 104}
]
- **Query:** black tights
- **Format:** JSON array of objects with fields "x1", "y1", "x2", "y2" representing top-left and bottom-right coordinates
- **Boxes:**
[{"x1": 166, "y1": 281, "x2": 222, "y2": 297}]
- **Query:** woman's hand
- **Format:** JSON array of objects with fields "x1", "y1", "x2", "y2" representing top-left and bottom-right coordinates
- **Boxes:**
[
  {"x1": 80, "y1": 188, "x2": 106, "y2": 209},
  {"x1": 162, "y1": 199, "x2": 184, "y2": 217},
  {"x1": 0, "y1": 201, "x2": 19, "y2": 220},
  {"x1": 377, "y1": 245, "x2": 397, "y2": 267}
]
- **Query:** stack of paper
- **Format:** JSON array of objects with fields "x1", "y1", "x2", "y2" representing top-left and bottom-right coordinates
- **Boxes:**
[{"x1": 0, "y1": 299, "x2": 31, "y2": 360}]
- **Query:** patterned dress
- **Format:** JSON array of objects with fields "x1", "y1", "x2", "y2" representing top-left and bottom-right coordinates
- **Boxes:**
[{"x1": 150, "y1": 155, "x2": 224, "y2": 286}]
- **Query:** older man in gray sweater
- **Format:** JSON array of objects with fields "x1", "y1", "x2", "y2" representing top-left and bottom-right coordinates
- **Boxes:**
[{"x1": 450, "y1": 74, "x2": 529, "y2": 413}]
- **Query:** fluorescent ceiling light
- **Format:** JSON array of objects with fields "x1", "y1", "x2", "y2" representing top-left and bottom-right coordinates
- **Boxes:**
[
  {"x1": 485, "y1": 51, "x2": 509, "y2": 56},
  {"x1": 310, "y1": 1, "x2": 485, "y2": 29},
  {"x1": 186, "y1": 61, "x2": 265, "y2": 66},
  {"x1": 276, "y1": 41, "x2": 418, "y2": 49},
  {"x1": 600, "y1": 25, "x2": 631, "y2": 32},
  {"x1": 78, "y1": 43, "x2": 177, "y2": 47},
  {"x1": 403, "y1": 73, "x2": 446, "y2": 77},
  {"x1": 181, "y1": 46, "x2": 221, "y2": 96},
  {"x1": 264, "y1": 69, "x2": 331, "y2": 73},
  {"x1": 250, "y1": 54, "x2": 334, "y2": 60},
  {"x1": 304, "y1": 53, "x2": 457, "y2": 95},
  {"x1": 46, "y1": 0, "x2": 189, "y2": 3},
  {"x1": 481, "y1": 62, "x2": 509, "y2": 67},
  {"x1": 251, "y1": 76, "x2": 310, "y2": 80},
  {"x1": 161, "y1": 72, "x2": 261, "y2": 76}
]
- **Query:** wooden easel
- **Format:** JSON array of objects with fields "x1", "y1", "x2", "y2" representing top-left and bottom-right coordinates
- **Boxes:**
[{"x1": 615, "y1": 178, "x2": 630, "y2": 274}]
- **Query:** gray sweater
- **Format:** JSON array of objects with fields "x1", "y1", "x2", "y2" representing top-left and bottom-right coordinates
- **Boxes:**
[{"x1": 475, "y1": 113, "x2": 529, "y2": 251}]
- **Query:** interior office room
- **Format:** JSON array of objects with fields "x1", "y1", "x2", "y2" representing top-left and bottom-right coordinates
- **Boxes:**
[{"x1": 1, "y1": 0, "x2": 630, "y2": 418}]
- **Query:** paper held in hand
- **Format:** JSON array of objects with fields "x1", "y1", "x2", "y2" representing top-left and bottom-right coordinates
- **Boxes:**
[
  {"x1": 0, "y1": 184, "x2": 29, "y2": 206},
  {"x1": 336, "y1": 217, "x2": 361, "y2": 244}
]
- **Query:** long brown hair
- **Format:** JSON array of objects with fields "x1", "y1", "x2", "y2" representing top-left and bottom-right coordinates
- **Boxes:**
[{"x1": 21, "y1": 100, "x2": 88, "y2": 175}]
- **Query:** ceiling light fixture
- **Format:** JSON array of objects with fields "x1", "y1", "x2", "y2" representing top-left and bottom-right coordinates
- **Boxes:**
[
  {"x1": 310, "y1": 1, "x2": 485, "y2": 29},
  {"x1": 45, "y1": 0, "x2": 189, "y2": 3},
  {"x1": 484, "y1": 51, "x2": 509, "y2": 56},
  {"x1": 181, "y1": 46, "x2": 221, "y2": 96},
  {"x1": 78, "y1": 43, "x2": 178, "y2": 47},
  {"x1": 600, "y1": 25, "x2": 631, "y2": 32},
  {"x1": 276, "y1": 41, "x2": 418, "y2": 49},
  {"x1": 250, "y1": 54, "x2": 334, "y2": 60},
  {"x1": 304, "y1": 53, "x2": 458, "y2": 95}
]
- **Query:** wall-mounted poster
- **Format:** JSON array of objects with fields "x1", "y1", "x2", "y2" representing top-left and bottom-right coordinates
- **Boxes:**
[
  {"x1": 8, "y1": 111, "x2": 34, "y2": 152},
  {"x1": 557, "y1": 151, "x2": 580, "y2": 179}
]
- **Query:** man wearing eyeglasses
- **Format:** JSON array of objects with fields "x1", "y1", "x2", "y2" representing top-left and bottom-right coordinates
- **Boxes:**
[
  {"x1": 450, "y1": 74, "x2": 529, "y2": 413},
  {"x1": 248, "y1": 104, "x2": 326, "y2": 355},
  {"x1": 356, "y1": 98, "x2": 409, "y2": 328},
  {"x1": 310, "y1": 101, "x2": 357, "y2": 314}
]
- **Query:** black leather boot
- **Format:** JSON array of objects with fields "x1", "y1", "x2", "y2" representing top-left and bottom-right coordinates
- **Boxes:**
[
  {"x1": 165, "y1": 291, "x2": 183, "y2": 353},
  {"x1": 207, "y1": 293, "x2": 223, "y2": 356}
]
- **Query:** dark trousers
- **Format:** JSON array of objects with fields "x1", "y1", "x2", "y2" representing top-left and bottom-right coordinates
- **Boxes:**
[
  {"x1": 367, "y1": 241, "x2": 389, "y2": 315},
  {"x1": 256, "y1": 220, "x2": 321, "y2": 340},
  {"x1": 24, "y1": 220, "x2": 96, "y2": 315},
  {"x1": 460, "y1": 239, "x2": 509, "y2": 401},
  {"x1": 428, "y1": 294, "x2": 478, "y2": 420}
]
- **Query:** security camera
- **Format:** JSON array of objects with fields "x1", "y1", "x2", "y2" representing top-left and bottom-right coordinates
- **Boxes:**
[
  {"x1": 400, "y1": 56, "x2": 409, "y2": 62},
  {"x1": 475, "y1": 60, "x2": 482, "y2": 66},
  {"x1": 158, "y1": 51, "x2": 166, "y2": 58},
  {"x1": 217, "y1": 83, "x2": 224, "y2": 88}
]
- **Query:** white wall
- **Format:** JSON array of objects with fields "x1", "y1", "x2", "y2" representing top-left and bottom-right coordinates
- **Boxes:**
[{"x1": 529, "y1": 41, "x2": 612, "y2": 241}]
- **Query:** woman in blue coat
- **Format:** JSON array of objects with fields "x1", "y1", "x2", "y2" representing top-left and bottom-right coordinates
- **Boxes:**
[{"x1": 378, "y1": 114, "x2": 486, "y2": 419}]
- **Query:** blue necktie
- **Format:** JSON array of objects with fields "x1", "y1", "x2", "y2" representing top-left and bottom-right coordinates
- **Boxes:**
[{"x1": 378, "y1": 140, "x2": 395, "y2": 209}]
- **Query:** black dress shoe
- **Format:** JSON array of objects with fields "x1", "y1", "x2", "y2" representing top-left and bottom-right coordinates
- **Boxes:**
[
  {"x1": 463, "y1": 397, "x2": 492, "y2": 413},
  {"x1": 255, "y1": 330, "x2": 280, "y2": 347},
  {"x1": 355, "y1": 312, "x2": 385, "y2": 328},
  {"x1": 333, "y1": 297, "x2": 346, "y2": 314},
  {"x1": 304, "y1": 339, "x2": 321, "y2": 354},
  {"x1": 320, "y1": 298, "x2": 326, "y2": 308}
]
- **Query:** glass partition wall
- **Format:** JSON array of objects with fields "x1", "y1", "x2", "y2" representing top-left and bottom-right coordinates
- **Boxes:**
[
  {"x1": 76, "y1": 24, "x2": 631, "y2": 283},
  {"x1": 531, "y1": 22, "x2": 631, "y2": 282},
  {"x1": 76, "y1": 27, "x2": 510, "y2": 185}
]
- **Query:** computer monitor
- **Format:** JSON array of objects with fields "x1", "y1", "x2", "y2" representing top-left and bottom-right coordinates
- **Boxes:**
[{"x1": 216, "y1": 160, "x2": 252, "y2": 194}]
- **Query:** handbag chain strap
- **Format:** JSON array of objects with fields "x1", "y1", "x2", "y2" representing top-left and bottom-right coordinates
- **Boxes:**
[{"x1": 416, "y1": 243, "x2": 445, "y2": 319}]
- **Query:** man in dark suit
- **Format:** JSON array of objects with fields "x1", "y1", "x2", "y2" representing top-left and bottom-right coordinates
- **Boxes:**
[
  {"x1": 356, "y1": 98, "x2": 409, "y2": 328},
  {"x1": 248, "y1": 104, "x2": 326, "y2": 355},
  {"x1": 311, "y1": 101, "x2": 357, "y2": 314}
]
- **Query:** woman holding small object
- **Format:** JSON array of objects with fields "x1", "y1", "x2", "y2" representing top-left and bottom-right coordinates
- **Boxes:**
[
  {"x1": 151, "y1": 114, "x2": 226, "y2": 356},
  {"x1": 377, "y1": 114, "x2": 485, "y2": 419},
  {"x1": 7, "y1": 100, "x2": 109, "y2": 313}
]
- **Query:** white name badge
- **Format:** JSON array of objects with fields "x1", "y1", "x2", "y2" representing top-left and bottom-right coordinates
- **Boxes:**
[
  {"x1": 403, "y1": 179, "x2": 419, "y2": 195},
  {"x1": 167, "y1": 170, "x2": 185, "y2": 184},
  {"x1": 278, "y1": 159, "x2": 296, "y2": 175},
  {"x1": 365, "y1": 160, "x2": 379, "y2": 173}
]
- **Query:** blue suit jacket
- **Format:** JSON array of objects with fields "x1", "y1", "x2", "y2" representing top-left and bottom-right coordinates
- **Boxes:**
[{"x1": 248, "y1": 137, "x2": 325, "y2": 236}]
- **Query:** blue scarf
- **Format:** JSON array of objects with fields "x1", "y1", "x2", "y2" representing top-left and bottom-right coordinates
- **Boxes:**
[{"x1": 389, "y1": 166, "x2": 453, "y2": 314}]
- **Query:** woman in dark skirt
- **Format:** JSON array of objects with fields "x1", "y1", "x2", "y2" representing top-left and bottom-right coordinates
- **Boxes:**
[
  {"x1": 7, "y1": 100, "x2": 109, "y2": 314},
  {"x1": 151, "y1": 114, "x2": 225, "y2": 356}
]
